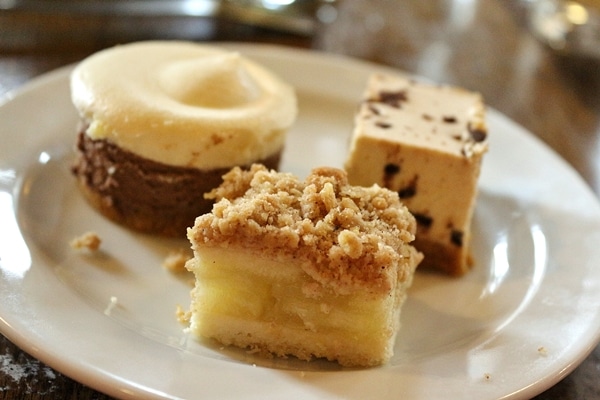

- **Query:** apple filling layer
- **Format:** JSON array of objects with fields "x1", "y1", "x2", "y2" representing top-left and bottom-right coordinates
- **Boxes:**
[{"x1": 187, "y1": 247, "x2": 410, "y2": 367}]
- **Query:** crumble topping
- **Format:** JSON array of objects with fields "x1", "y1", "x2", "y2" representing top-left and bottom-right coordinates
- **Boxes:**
[{"x1": 188, "y1": 164, "x2": 422, "y2": 294}]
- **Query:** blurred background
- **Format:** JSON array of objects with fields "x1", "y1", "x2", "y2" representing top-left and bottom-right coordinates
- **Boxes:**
[
  {"x1": 1, "y1": 1, "x2": 600, "y2": 399},
  {"x1": 0, "y1": 0, "x2": 331, "y2": 53},
  {"x1": 3, "y1": 0, "x2": 599, "y2": 188}
]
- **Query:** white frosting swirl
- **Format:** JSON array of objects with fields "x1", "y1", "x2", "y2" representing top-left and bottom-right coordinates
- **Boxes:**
[{"x1": 70, "y1": 41, "x2": 297, "y2": 169}]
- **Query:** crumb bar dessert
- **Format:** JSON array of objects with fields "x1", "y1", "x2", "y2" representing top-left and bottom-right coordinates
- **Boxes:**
[
  {"x1": 344, "y1": 73, "x2": 488, "y2": 275},
  {"x1": 185, "y1": 165, "x2": 422, "y2": 367}
]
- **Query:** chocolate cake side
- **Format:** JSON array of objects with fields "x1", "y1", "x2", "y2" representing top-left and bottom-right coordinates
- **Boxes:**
[{"x1": 71, "y1": 131, "x2": 282, "y2": 237}]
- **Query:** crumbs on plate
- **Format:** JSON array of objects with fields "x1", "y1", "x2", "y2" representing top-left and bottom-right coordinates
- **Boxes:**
[
  {"x1": 162, "y1": 248, "x2": 191, "y2": 273},
  {"x1": 70, "y1": 231, "x2": 102, "y2": 251},
  {"x1": 175, "y1": 304, "x2": 191, "y2": 325},
  {"x1": 104, "y1": 296, "x2": 118, "y2": 316}
]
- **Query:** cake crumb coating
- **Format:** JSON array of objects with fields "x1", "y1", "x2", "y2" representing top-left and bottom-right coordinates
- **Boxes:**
[{"x1": 189, "y1": 164, "x2": 422, "y2": 295}]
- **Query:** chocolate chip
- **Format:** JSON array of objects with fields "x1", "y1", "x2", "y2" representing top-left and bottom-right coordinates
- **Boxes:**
[
  {"x1": 413, "y1": 213, "x2": 433, "y2": 228},
  {"x1": 398, "y1": 186, "x2": 416, "y2": 198},
  {"x1": 468, "y1": 124, "x2": 487, "y2": 142},
  {"x1": 375, "y1": 90, "x2": 408, "y2": 108},
  {"x1": 384, "y1": 163, "x2": 400, "y2": 175},
  {"x1": 383, "y1": 162, "x2": 401, "y2": 188},
  {"x1": 398, "y1": 175, "x2": 418, "y2": 199},
  {"x1": 368, "y1": 104, "x2": 381, "y2": 115},
  {"x1": 443, "y1": 116, "x2": 457, "y2": 123},
  {"x1": 450, "y1": 230, "x2": 463, "y2": 247},
  {"x1": 376, "y1": 122, "x2": 392, "y2": 129}
]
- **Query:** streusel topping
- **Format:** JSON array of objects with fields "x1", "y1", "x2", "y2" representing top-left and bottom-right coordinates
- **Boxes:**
[{"x1": 188, "y1": 164, "x2": 421, "y2": 294}]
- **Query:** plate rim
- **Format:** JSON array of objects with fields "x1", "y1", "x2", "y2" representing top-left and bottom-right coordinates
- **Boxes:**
[{"x1": 1, "y1": 42, "x2": 600, "y2": 400}]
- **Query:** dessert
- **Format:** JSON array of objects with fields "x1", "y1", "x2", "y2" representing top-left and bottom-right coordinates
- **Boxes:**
[
  {"x1": 344, "y1": 73, "x2": 488, "y2": 275},
  {"x1": 185, "y1": 164, "x2": 422, "y2": 367},
  {"x1": 70, "y1": 41, "x2": 297, "y2": 236}
]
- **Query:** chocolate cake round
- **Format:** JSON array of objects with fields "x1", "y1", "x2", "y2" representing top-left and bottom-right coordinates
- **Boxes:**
[{"x1": 69, "y1": 41, "x2": 297, "y2": 236}]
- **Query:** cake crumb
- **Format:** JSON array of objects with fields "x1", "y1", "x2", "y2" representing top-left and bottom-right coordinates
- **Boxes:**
[
  {"x1": 319, "y1": 303, "x2": 331, "y2": 314},
  {"x1": 162, "y1": 248, "x2": 191, "y2": 273},
  {"x1": 245, "y1": 344, "x2": 275, "y2": 359},
  {"x1": 175, "y1": 304, "x2": 191, "y2": 325},
  {"x1": 483, "y1": 373, "x2": 491, "y2": 381},
  {"x1": 246, "y1": 346, "x2": 262, "y2": 355},
  {"x1": 104, "y1": 296, "x2": 118, "y2": 316},
  {"x1": 70, "y1": 231, "x2": 101, "y2": 251},
  {"x1": 538, "y1": 346, "x2": 547, "y2": 356}
]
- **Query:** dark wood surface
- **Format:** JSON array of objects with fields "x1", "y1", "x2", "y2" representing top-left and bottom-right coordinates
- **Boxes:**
[{"x1": 1, "y1": 0, "x2": 599, "y2": 398}]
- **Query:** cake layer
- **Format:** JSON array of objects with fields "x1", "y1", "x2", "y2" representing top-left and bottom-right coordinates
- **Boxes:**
[
  {"x1": 70, "y1": 41, "x2": 297, "y2": 169},
  {"x1": 345, "y1": 73, "x2": 488, "y2": 275},
  {"x1": 72, "y1": 131, "x2": 281, "y2": 237},
  {"x1": 186, "y1": 246, "x2": 407, "y2": 367}
]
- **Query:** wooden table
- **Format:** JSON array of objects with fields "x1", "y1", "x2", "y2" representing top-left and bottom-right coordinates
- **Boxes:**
[{"x1": 1, "y1": 1, "x2": 599, "y2": 398}]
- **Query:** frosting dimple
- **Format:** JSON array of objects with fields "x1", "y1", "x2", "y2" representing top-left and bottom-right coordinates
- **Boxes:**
[
  {"x1": 70, "y1": 41, "x2": 297, "y2": 169},
  {"x1": 158, "y1": 52, "x2": 261, "y2": 109}
]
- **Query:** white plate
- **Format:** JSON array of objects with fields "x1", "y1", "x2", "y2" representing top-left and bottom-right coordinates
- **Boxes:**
[{"x1": 1, "y1": 43, "x2": 600, "y2": 400}]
